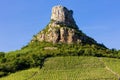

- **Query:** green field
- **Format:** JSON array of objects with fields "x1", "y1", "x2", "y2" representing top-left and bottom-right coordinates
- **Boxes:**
[
  {"x1": 0, "y1": 56, "x2": 120, "y2": 80},
  {"x1": 103, "y1": 58, "x2": 120, "y2": 78}
]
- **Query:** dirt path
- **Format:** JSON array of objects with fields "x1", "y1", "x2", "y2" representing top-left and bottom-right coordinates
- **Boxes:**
[
  {"x1": 98, "y1": 57, "x2": 120, "y2": 80},
  {"x1": 24, "y1": 71, "x2": 39, "y2": 80}
]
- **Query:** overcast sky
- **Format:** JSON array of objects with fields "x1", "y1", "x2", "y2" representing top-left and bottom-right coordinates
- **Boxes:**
[{"x1": 0, "y1": 0, "x2": 120, "y2": 52}]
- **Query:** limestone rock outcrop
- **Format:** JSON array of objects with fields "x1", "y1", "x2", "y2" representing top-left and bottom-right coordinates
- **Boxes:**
[
  {"x1": 32, "y1": 5, "x2": 97, "y2": 44},
  {"x1": 51, "y1": 5, "x2": 78, "y2": 29}
]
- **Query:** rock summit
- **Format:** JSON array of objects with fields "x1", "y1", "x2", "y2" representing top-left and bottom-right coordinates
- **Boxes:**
[{"x1": 32, "y1": 5, "x2": 97, "y2": 44}]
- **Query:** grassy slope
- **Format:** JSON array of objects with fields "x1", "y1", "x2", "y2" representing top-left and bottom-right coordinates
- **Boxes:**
[
  {"x1": 103, "y1": 58, "x2": 120, "y2": 76},
  {"x1": 0, "y1": 68, "x2": 39, "y2": 80},
  {"x1": 0, "y1": 56, "x2": 119, "y2": 80}
]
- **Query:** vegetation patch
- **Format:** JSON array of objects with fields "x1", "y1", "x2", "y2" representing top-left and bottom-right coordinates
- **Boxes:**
[
  {"x1": 0, "y1": 56, "x2": 118, "y2": 80},
  {"x1": 0, "y1": 41, "x2": 120, "y2": 78}
]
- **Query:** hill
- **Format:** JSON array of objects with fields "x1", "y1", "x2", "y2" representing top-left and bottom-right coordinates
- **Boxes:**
[
  {"x1": 31, "y1": 5, "x2": 99, "y2": 45},
  {"x1": 1, "y1": 56, "x2": 120, "y2": 80},
  {"x1": 0, "y1": 5, "x2": 120, "y2": 79}
]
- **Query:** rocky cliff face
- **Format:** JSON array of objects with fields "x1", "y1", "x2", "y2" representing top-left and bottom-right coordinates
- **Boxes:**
[
  {"x1": 32, "y1": 5, "x2": 97, "y2": 44},
  {"x1": 51, "y1": 5, "x2": 78, "y2": 29}
]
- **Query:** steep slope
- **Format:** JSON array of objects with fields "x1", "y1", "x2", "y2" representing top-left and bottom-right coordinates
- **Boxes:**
[
  {"x1": 31, "y1": 5, "x2": 97, "y2": 45},
  {"x1": 0, "y1": 56, "x2": 118, "y2": 80}
]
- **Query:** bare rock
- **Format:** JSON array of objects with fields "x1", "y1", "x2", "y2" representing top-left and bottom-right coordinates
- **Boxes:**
[
  {"x1": 51, "y1": 5, "x2": 78, "y2": 29},
  {"x1": 32, "y1": 5, "x2": 97, "y2": 45}
]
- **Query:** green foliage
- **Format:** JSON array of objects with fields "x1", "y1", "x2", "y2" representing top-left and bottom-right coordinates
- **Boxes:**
[
  {"x1": 14, "y1": 57, "x2": 32, "y2": 70},
  {"x1": 0, "y1": 52, "x2": 5, "y2": 58},
  {"x1": 0, "y1": 57, "x2": 118, "y2": 80},
  {"x1": 103, "y1": 57, "x2": 120, "y2": 75},
  {"x1": 0, "y1": 41, "x2": 119, "y2": 77},
  {"x1": 0, "y1": 68, "x2": 39, "y2": 80}
]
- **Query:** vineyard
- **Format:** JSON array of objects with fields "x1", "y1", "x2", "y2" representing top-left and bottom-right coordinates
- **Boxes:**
[{"x1": 0, "y1": 56, "x2": 120, "y2": 80}]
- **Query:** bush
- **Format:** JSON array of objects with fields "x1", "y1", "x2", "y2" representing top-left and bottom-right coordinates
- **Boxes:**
[
  {"x1": 0, "y1": 52, "x2": 5, "y2": 58},
  {"x1": 14, "y1": 57, "x2": 32, "y2": 70}
]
